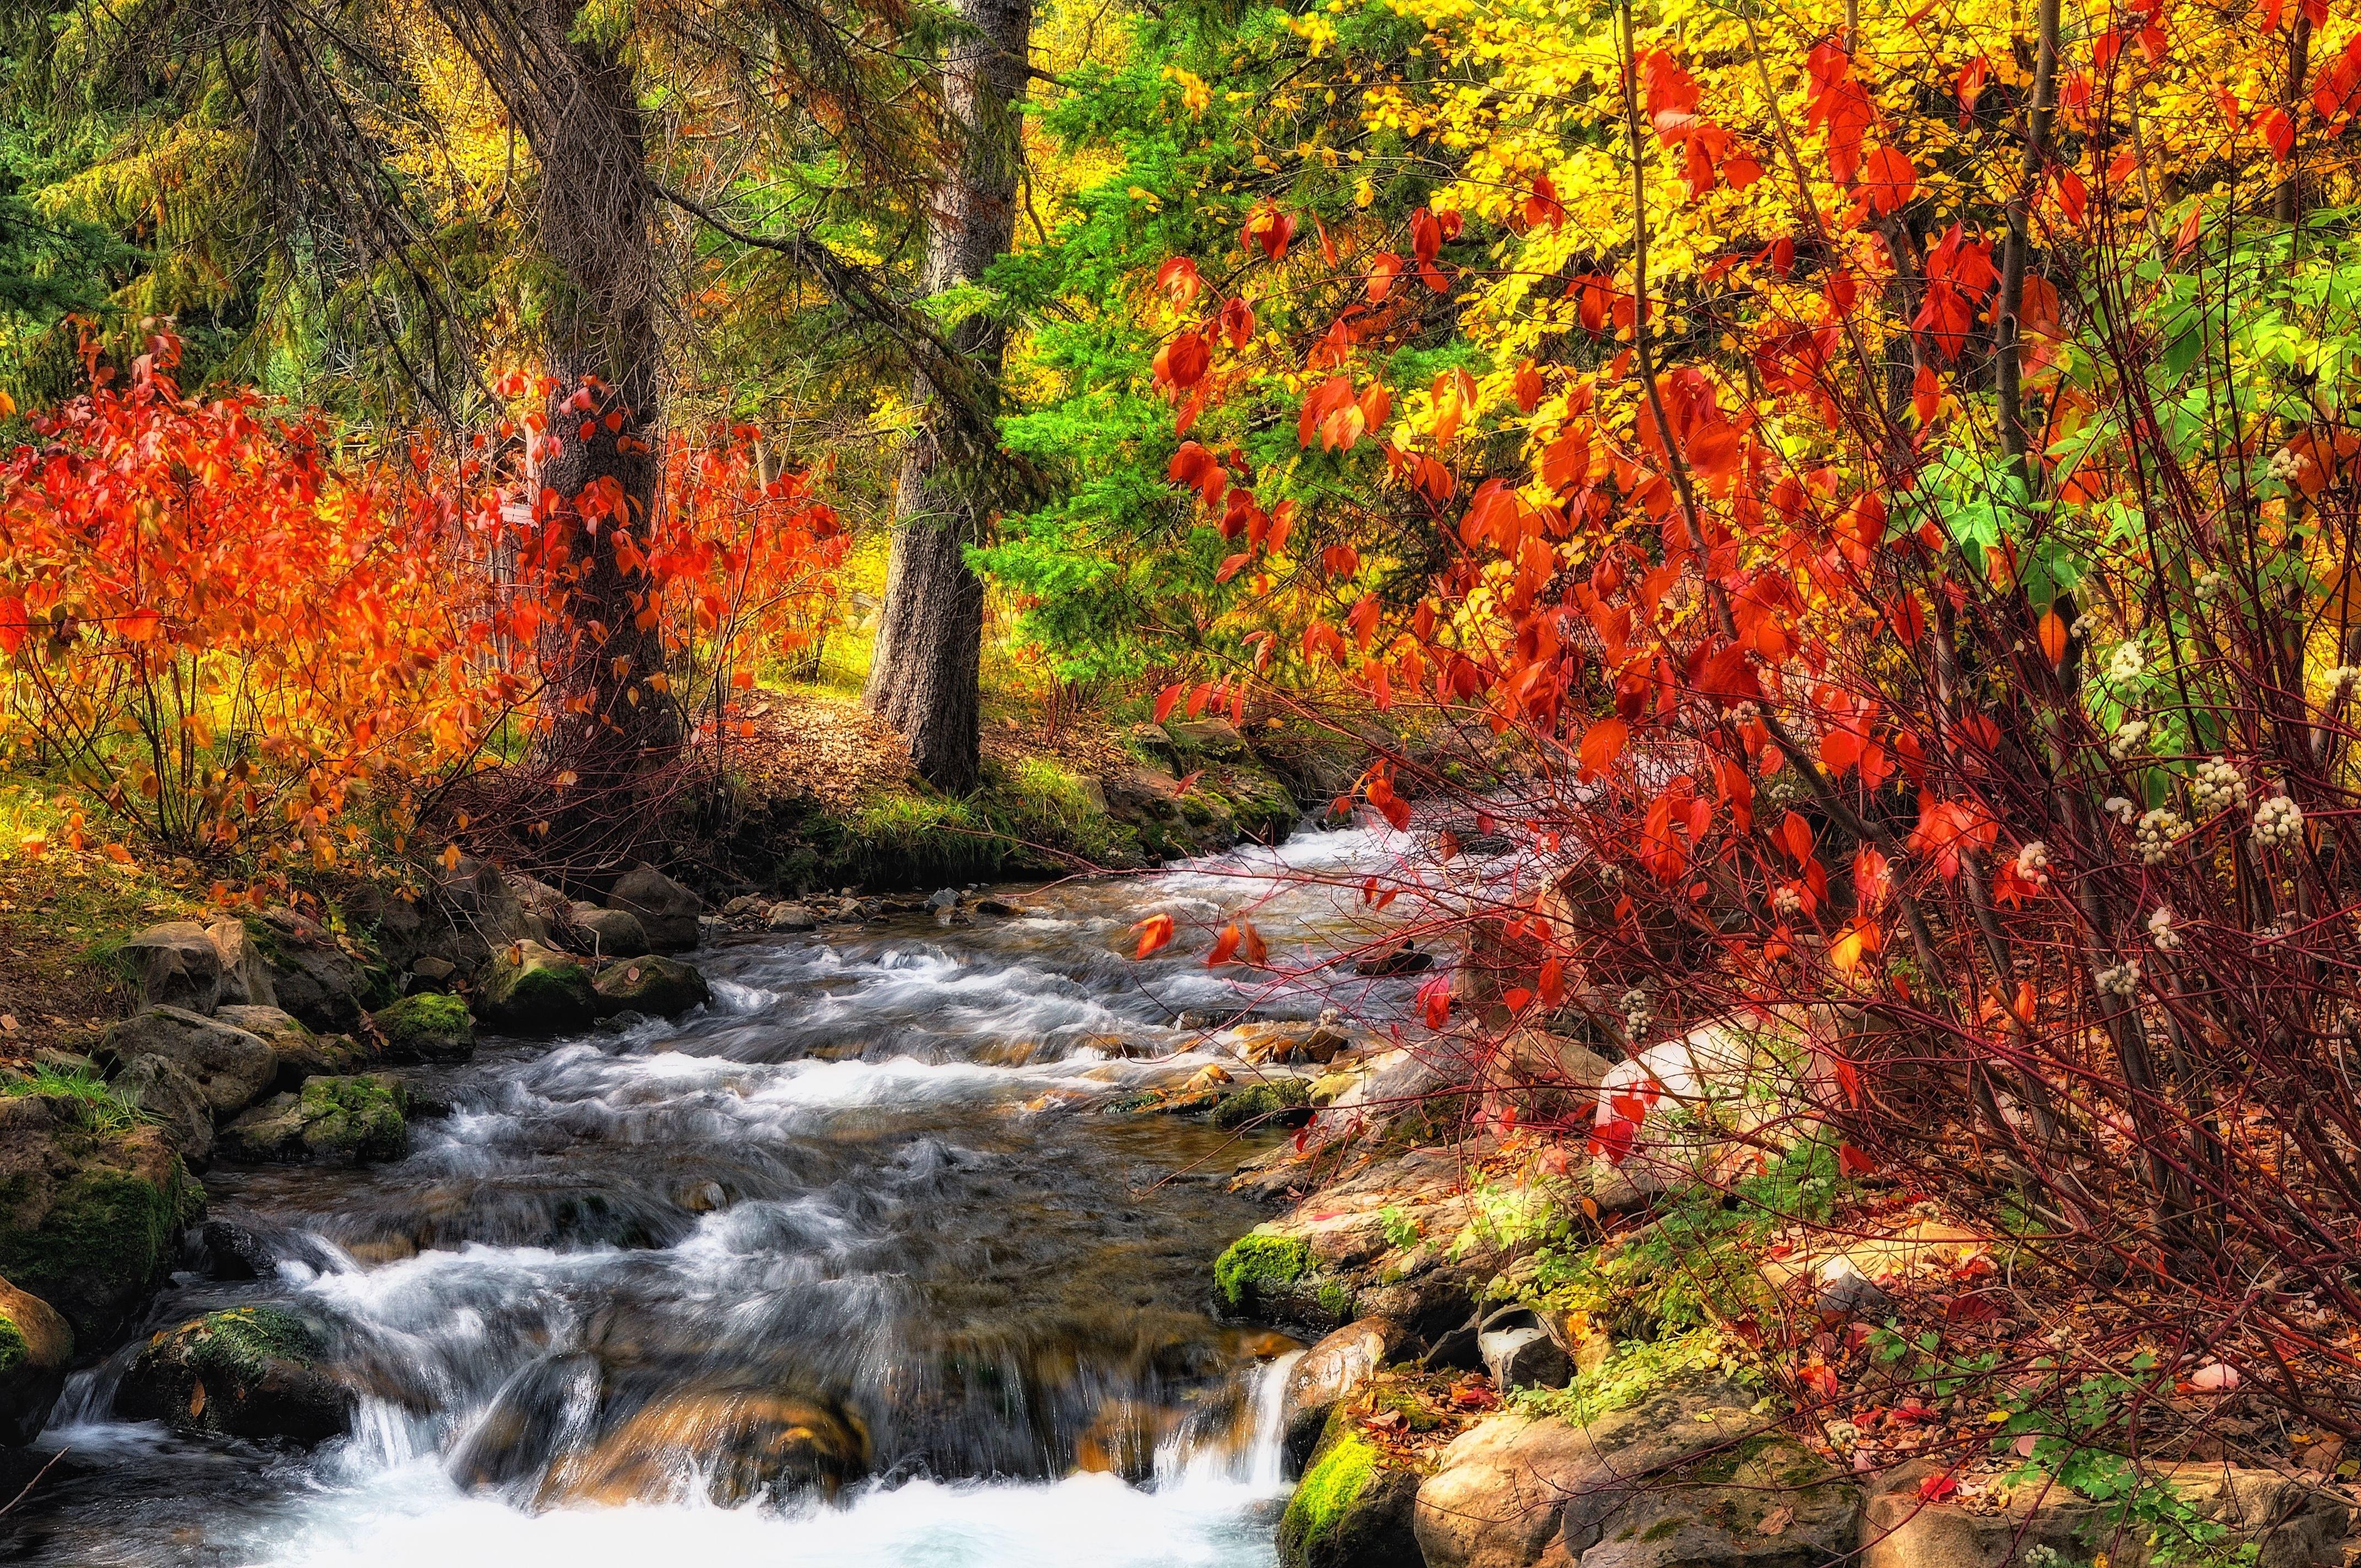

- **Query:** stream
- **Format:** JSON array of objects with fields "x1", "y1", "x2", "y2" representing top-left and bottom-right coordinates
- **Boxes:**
[{"x1": 3, "y1": 825, "x2": 1417, "y2": 1567}]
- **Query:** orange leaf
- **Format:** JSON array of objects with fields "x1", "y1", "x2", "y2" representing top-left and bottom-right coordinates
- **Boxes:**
[
  {"x1": 1578, "y1": 717, "x2": 1629, "y2": 778},
  {"x1": 1861, "y1": 146, "x2": 1917, "y2": 215},
  {"x1": 1131, "y1": 913, "x2": 1176, "y2": 959},
  {"x1": 2038, "y1": 610, "x2": 2068, "y2": 667}
]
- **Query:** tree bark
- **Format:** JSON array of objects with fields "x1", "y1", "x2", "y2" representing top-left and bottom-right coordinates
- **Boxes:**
[{"x1": 863, "y1": 0, "x2": 1031, "y2": 794}]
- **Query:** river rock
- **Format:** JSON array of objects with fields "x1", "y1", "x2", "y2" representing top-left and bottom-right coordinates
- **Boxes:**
[
  {"x1": 768, "y1": 902, "x2": 820, "y2": 933},
  {"x1": 1280, "y1": 1410, "x2": 1424, "y2": 1568},
  {"x1": 538, "y1": 1387, "x2": 869, "y2": 1507},
  {"x1": 371, "y1": 993, "x2": 476, "y2": 1063},
  {"x1": 1281, "y1": 1317, "x2": 1404, "y2": 1468},
  {"x1": 568, "y1": 905, "x2": 650, "y2": 959},
  {"x1": 116, "y1": 1305, "x2": 353, "y2": 1445},
  {"x1": 606, "y1": 864, "x2": 703, "y2": 952},
  {"x1": 0, "y1": 1277, "x2": 71, "y2": 1445},
  {"x1": 112, "y1": 1053, "x2": 215, "y2": 1164},
  {"x1": 98, "y1": 1006, "x2": 278, "y2": 1115},
  {"x1": 0, "y1": 1095, "x2": 201, "y2": 1346},
  {"x1": 219, "y1": 1075, "x2": 409, "y2": 1166},
  {"x1": 205, "y1": 919, "x2": 278, "y2": 1009},
  {"x1": 474, "y1": 941, "x2": 598, "y2": 1033},
  {"x1": 1568, "y1": 1432, "x2": 1859, "y2": 1568},
  {"x1": 119, "y1": 922, "x2": 224, "y2": 1015},
  {"x1": 1213, "y1": 1078, "x2": 1313, "y2": 1131},
  {"x1": 219, "y1": 1005, "x2": 372, "y2": 1089},
  {"x1": 1860, "y1": 1458, "x2": 2348, "y2": 1568},
  {"x1": 1414, "y1": 1377, "x2": 1766, "y2": 1568},
  {"x1": 592, "y1": 956, "x2": 711, "y2": 1018}
]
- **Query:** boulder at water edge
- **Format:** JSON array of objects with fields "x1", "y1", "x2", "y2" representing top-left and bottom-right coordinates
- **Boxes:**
[
  {"x1": 97, "y1": 1006, "x2": 278, "y2": 1117},
  {"x1": 536, "y1": 1387, "x2": 869, "y2": 1507},
  {"x1": 1280, "y1": 1316, "x2": 1404, "y2": 1469},
  {"x1": 371, "y1": 993, "x2": 476, "y2": 1063},
  {"x1": 1279, "y1": 1407, "x2": 1424, "y2": 1568},
  {"x1": 118, "y1": 922, "x2": 224, "y2": 1015},
  {"x1": 0, "y1": 1095, "x2": 201, "y2": 1347},
  {"x1": 116, "y1": 1306, "x2": 353, "y2": 1445},
  {"x1": 568, "y1": 905, "x2": 650, "y2": 959},
  {"x1": 605, "y1": 864, "x2": 703, "y2": 952},
  {"x1": 592, "y1": 956, "x2": 711, "y2": 1018},
  {"x1": 0, "y1": 1277, "x2": 72, "y2": 1445},
  {"x1": 474, "y1": 941, "x2": 598, "y2": 1033},
  {"x1": 219, "y1": 1075, "x2": 409, "y2": 1166},
  {"x1": 1414, "y1": 1376, "x2": 1773, "y2": 1568}
]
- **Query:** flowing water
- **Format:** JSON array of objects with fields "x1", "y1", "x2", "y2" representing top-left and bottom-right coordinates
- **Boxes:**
[{"x1": 3, "y1": 826, "x2": 1418, "y2": 1567}]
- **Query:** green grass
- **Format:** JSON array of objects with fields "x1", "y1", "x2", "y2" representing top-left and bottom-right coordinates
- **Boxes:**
[{"x1": 0, "y1": 1062, "x2": 149, "y2": 1134}]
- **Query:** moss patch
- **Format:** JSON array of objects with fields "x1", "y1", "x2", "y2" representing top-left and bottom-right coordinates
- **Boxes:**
[
  {"x1": 181, "y1": 1306, "x2": 325, "y2": 1382},
  {"x1": 0, "y1": 1314, "x2": 28, "y2": 1378},
  {"x1": 372, "y1": 992, "x2": 472, "y2": 1057},
  {"x1": 0, "y1": 1153, "x2": 197, "y2": 1342},
  {"x1": 1214, "y1": 1231, "x2": 1312, "y2": 1311},
  {"x1": 295, "y1": 1076, "x2": 407, "y2": 1163},
  {"x1": 1278, "y1": 1430, "x2": 1378, "y2": 1563}
]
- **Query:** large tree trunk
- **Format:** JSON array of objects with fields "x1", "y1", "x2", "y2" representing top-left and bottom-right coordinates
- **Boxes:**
[
  {"x1": 863, "y1": 0, "x2": 1030, "y2": 794},
  {"x1": 501, "y1": 7, "x2": 679, "y2": 801}
]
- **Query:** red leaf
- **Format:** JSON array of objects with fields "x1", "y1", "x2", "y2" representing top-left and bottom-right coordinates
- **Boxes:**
[
  {"x1": 1861, "y1": 146, "x2": 1917, "y2": 215},
  {"x1": 1131, "y1": 913, "x2": 1176, "y2": 959},
  {"x1": 1155, "y1": 683, "x2": 1184, "y2": 724},
  {"x1": 1837, "y1": 1141, "x2": 1878, "y2": 1177},
  {"x1": 1417, "y1": 974, "x2": 1452, "y2": 1028},
  {"x1": 1918, "y1": 1474, "x2": 1960, "y2": 1503}
]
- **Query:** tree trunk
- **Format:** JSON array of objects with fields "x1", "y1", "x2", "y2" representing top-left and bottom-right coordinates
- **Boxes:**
[
  {"x1": 506, "y1": 6, "x2": 679, "y2": 798},
  {"x1": 863, "y1": 0, "x2": 1030, "y2": 794}
]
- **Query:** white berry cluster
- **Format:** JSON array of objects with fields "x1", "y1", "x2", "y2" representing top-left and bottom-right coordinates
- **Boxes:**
[
  {"x1": 2096, "y1": 960, "x2": 2143, "y2": 998},
  {"x1": 2136, "y1": 808, "x2": 2188, "y2": 864},
  {"x1": 2104, "y1": 795, "x2": 2137, "y2": 826},
  {"x1": 2107, "y1": 641, "x2": 2147, "y2": 684},
  {"x1": 2267, "y1": 446, "x2": 2308, "y2": 483},
  {"x1": 2194, "y1": 570, "x2": 2224, "y2": 603},
  {"x1": 2108, "y1": 719, "x2": 2149, "y2": 760},
  {"x1": 2188, "y1": 756, "x2": 2248, "y2": 816},
  {"x1": 2015, "y1": 841, "x2": 2051, "y2": 886},
  {"x1": 2252, "y1": 794, "x2": 2305, "y2": 848},
  {"x1": 1619, "y1": 986, "x2": 1653, "y2": 1040},
  {"x1": 2147, "y1": 906, "x2": 2181, "y2": 951},
  {"x1": 1771, "y1": 885, "x2": 1803, "y2": 916},
  {"x1": 1597, "y1": 861, "x2": 1623, "y2": 885},
  {"x1": 1731, "y1": 701, "x2": 1759, "y2": 723}
]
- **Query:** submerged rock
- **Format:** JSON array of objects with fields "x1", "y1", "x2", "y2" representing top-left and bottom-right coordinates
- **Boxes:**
[
  {"x1": 591, "y1": 956, "x2": 711, "y2": 1019},
  {"x1": 219, "y1": 1075, "x2": 409, "y2": 1166},
  {"x1": 606, "y1": 864, "x2": 703, "y2": 952},
  {"x1": 0, "y1": 1277, "x2": 72, "y2": 1445},
  {"x1": 371, "y1": 993, "x2": 477, "y2": 1063},
  {"x1": 474, "y1": 941, "x2": 598, "y2": 1033},
  {"x1": 537, "y1": 1387, "x2": 869, "y2": 1508},
  {"x1": 97, "y1": 1006, "x2": 278, "y2": 1117},
  {"x1": 116, "y1": 1306, "x2": 353, "y2": 1445},
  {"x1": 0, "y1": 1096, "x2": 201, "y2": 1346},
  {"x1": 1213, "y1": 1077, "x2": 1313, "y2": 1130}
]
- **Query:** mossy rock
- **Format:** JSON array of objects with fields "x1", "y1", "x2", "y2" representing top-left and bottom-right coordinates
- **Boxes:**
[
  {"x1": 372, "y1": 993, "x2": 476, "y2": 1063},
  {"x1": 0, "y1": 1277, "x2": 70, "y2": 1445},
  {"x1": 116, "y1": 1305, "x2": 353, "y2": 1445},
  {"x1": 591, "y1": 956, "x2": 711, "y2": 1019},
  {"x1": 0, "y1": 1098, "x2": 201, "y2": 1347},
  {"x1": 1214, "y1": 1231, "x2": 1312, "y2": 1313},
  {"x1": 473, "y1": 941, "x2": 597, "y2": 1035},
  {"x1": 1212, "y1": 1077, "x2": 1312, "y2": 1130},
  {"x1": 219, "y1": 1075, "x2": 409, "y2": 1166},
  {"x1": 1277, "y1": 1422, "x2": 1422, "y2": 1568}
]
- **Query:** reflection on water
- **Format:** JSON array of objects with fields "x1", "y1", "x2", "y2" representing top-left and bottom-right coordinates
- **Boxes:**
[{"x1": 1, "y1": 828, "x2": 1417, "y2": 1567}]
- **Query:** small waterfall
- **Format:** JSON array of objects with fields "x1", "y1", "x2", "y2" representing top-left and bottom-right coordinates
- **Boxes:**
[{"x1": 1149, "y1": 1349, "x2": 1301, "y2": 1493}]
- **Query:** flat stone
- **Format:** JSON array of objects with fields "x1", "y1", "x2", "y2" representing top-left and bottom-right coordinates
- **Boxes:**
[{"x1": 99, "y1": 1006, "x2": 278, "y2": 1115}]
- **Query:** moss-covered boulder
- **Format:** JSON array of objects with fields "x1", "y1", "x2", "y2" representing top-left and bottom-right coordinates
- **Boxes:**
[
  {"x1": 0, "y1": 1277, "x2": 71, "y2": 1445},
  {"x1": 1279, "y1": 1414, "x2": 1423, "y2": 1568},
  {"x1": 1213, "y1": 1077, "x2": 1313, "y2": 1130},
  {"x1": 1214, "y1": 1230, "x2": 1315, "y2": 1317},
  {"x1": 115, "y1": 1305, "x2": 353, "y2": 1445},
  {"x1": 371, "y1": 993, "x2": 476, "y2": 1063},
  {"x1": 219, "y1": 1075, "x2": 409, "y2": 1166},
  {"x1": 0, "y1": 1096, "x2": 202, "y2": 1347},
  {"x1": 473, "y1": 941, "x2": 597, "y2": 1034},
  {"x1": 591, "y1": 956, "x2": 711, "y2": 1019}
]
